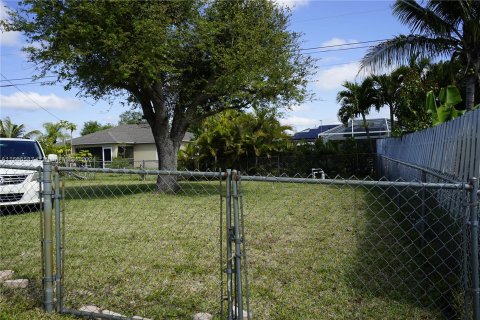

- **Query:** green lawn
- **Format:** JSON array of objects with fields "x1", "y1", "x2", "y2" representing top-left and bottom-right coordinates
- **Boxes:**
[{"x1": 1, "y1": 173, "x2": 460, "y2": 319}]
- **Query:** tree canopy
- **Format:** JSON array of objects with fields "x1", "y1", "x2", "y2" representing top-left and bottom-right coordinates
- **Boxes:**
[
  {"x1": 4, "y1": 0, "x2": 313, "y2": 190},
  {"x1": 118, "y1": 110, "x2": 146, "y2": 125},
  {"x1": 80, "y1": 121, "x2": 113, "y2": 136}
]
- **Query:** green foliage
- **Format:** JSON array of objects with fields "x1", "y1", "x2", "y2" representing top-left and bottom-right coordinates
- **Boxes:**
[
  {"x1": 71, "y1": 149, "x2": 92, "y2": 161},
  {"x1": 80, "y1": 121, "x2": 113, "y2": 136},
  {"x1": 179, "y1": 109, "x2": 292, "y2": 169},
  {"x1": 42, "y1": 122, "x2": 67, "y2": 144},
  {"x1": 118, "y1": 110, "x2": 146, "y2": 125},
  {"x1": 361, "y1": 0, "x2": 480, "y2": 110},
  {"x1": 180, "y1": 109, "x2": 374, "y2": 177},
  {"x1": 37, "y1": 121, "x2": 75, "y2": 155},
  {"x1": 337, "y1": 78, "x2": 378, "y2": 153},
  {"x1": 368, "y1": 58, "x2": 466, "y2": 135},
  {"x1": 109, "y1": 157, "x2": 133, "y2": 169},
  {"x1": 426, "y1": 85, "x2": 464, "y2": 125},
  {"x1": 337, "y1": 78, "x2": 378, "y2": 125},
  {"x1": 0, "y1": 117, "x2": 40, "y2": 139},
  {"x1": 3, "y1": 0, "x2": 313, "y2": 172},
  {"x1": 392, "y1": 60, "x2": 434, "y2": 133}
]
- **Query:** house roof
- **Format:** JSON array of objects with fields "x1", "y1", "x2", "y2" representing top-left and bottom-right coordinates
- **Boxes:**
[
  {"x1": 292, "y1": 125, "x2": 338, "y2": 141},
  {"x1": 70, "y1": 124, "x2": 194, "y2": 146},
  {"x1": 320, "y1": 118, "x2": 391, "y2": 141}
]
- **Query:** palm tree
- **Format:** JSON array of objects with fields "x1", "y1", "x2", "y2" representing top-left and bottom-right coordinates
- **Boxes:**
[
  {"x1": 246, "y1": 109, "x2": 292, "y2": 166},
  {"x1": 61, "y1": 121, "x2": 77, "y2": 155},
  {"x1": 337, "y1": 78, "x2": 378, "y2": 153},
  {"x1": 43, "y1": 122, "x2": 67, "y2": 144},
  {"x1": 361, "y1": 0, "x2": 480, "y2": 110},
  {"x1": 0, "y1": 117, "x2": 40, "y2": 138},
  {"x1": 372, "y1": 73, "x2": 401, "y2": 133}
]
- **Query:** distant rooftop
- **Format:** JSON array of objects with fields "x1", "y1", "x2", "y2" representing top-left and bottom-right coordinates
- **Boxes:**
[
  {"x1": 292, "y1": 125, "x2": 338, "y2": 141},
  {"x1": 68, "y1": 124, "x2": 194, "y2": 146},
  {"x1": 320, "y1": 118, "x2": 391, "y2": 141}
]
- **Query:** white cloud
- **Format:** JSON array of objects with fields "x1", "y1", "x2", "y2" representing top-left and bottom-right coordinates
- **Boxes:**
[
  {"x1": 315, "y1": 62, "x2": 370, "y2": 91},
  {"x1": 0, "y1": 92, "x2": 82, "y2": 110},
  {"x1": 280, "y1": 116, "x2": 318, "y2": 129},
  {"x1": 0, "y1": 1, "x2": 21, "y2": 47},
  {"x1": 274, "y1": 0, "x2": 310, "y2": 9},
  {"x1": 0, "y1": 31, "x2": 21, "y2": 47},
  {"x1": 320, "y1": 37, "x2": 358, "y2": 47}
]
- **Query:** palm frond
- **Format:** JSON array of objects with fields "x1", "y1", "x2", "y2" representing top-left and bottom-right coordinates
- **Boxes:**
[
  {"x1": 360, "y1": 35, "x2": 456, "y2": 74},
  {"x1": 427, "y1": 0, "x2": 470, "y2": 28},
  {"x1": 393, "y1": 0, "x2": 457, "y2": 37}
]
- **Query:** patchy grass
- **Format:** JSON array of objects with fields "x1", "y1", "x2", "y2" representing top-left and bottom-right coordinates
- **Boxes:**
[{"x1": 0, "y1": 173, "x2": 455, "y2": 319}]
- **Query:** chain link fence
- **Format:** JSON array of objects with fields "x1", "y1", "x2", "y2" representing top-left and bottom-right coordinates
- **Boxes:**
[
  {"x1": 0, "y1": 164, "x2": 45, "y2": 314},
  {"x1": 56, "y1": 167, "x2": 223, "y2": 319},
  {"x1": 1, "y1": 160, "x2": 479, "y2": 319}
]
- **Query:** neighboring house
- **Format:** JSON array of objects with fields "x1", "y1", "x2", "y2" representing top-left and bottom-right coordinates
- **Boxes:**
[
  {"x1": 320, "y1": 118, "x2": 391, "y2": 141},
  {"x1": 68, "y1": 124, "x2": 193, "y2": 168},
  {"x1": 292, "y1": 125, "x2": 338, "y2": 143}
]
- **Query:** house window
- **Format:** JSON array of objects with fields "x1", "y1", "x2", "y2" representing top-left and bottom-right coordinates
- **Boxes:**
[{"x1": 118, "y1": 146, "x2": 134, "y2": 159}]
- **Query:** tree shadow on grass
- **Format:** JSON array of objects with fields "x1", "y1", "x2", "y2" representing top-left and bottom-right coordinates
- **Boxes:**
[{"x1": 347, "y1": 185, "x2": 466, "y2": 319}]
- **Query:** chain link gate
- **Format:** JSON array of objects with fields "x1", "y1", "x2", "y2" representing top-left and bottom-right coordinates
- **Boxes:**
[
  {"x1": 52, "y1": 166, "x2": 230, "y2": 319},
  {"x1": 3, "y1": 161, "x2": 480, "y2": 319}
]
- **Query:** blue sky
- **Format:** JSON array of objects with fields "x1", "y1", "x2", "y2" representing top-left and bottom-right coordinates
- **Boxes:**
[{"x1": 0, "y1": 0, "x2": 410, "y2": 136}]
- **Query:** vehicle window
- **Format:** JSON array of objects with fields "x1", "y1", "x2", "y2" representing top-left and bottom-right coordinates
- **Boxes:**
[{"x1": 0, "y1": 140, "x2": 43, "y2": 160}]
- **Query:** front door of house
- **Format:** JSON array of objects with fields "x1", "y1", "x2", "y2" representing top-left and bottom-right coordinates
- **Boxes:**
[{"x1": 102, "y1": 147, "x2": 112, "y2": 168}]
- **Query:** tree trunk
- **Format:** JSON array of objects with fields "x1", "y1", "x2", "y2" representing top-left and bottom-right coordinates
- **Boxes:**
[
  {"x1": 136, "y1": 86, "x2": 187, "y2": 193},
  {"x1": 361, "y1": 113, "x2": 374, "y2": 154},
  {"x1": 465, "y1": 74, "x2": 476, "y2": 111},
  {"x1": 154, "y1": 135, "x2": 181, "y2": 193},
  {"x1": 389, "y1": 104, "x2": 395, "y2": 134}
]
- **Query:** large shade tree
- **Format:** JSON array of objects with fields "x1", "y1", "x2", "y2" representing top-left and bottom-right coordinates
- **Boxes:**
[
  {"x1": 361, "y1": 0, "x2": 480, "y2": 110},
  {"x1": 3, "y1": 0, "x2": 312, "y2": 191}
]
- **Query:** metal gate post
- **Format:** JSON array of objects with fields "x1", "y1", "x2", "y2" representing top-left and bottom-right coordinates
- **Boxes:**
[
  {"x1": 42, "y1": 161, "x2": 54, "y2": 313},
  {"x1": 469, "y1": 177, "x2": 479, "y2": 319},
  {"x1": 237, "y1": 173, "x2": 251, "y2": 320},
  {"x1": 232, "y1": 171, "x2": 243, "y2": 317},
  {"x1": 225, "y1": 169, "x2": 233, "y2": 320},
  {"x1": 54, "y1": 169, "x2": 63, "y2": 312}
]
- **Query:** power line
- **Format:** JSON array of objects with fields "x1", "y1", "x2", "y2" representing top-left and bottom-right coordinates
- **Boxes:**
[
  {"x1": 0, "y1": 75, "x2": 56, "y2": 82},
  {"x1": 299, "y1": 39, "x2": 387, "y2": 52},
  {"x1": 0, "y1": 81, "x2": 48, "y2": 87},
  {"x1": 0, "y1": 73, "x2": 62, "y2": 121},
  {"x1": 302, "y1": 45, "x2": 374, "y2": 55}
]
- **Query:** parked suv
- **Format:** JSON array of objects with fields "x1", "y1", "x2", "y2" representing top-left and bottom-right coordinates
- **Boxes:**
[{"x1": 0, "y1": 138, "x2": 45, "y2": 206}]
